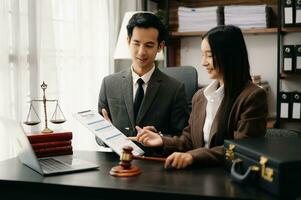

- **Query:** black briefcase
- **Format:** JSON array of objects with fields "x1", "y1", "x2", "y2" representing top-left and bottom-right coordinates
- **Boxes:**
[{"x1": 224, "y1": 137, "x2": 301, "y2": 198}]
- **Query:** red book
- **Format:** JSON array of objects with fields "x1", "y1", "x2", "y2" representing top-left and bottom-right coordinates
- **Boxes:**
[
  {"x1": 34, "y1": 145, "x2": 72, "y2": 154},
  {"x1": 31, "y1": 140, "x2": 72, "y2": 150},
  {"x1": 27, "y1": 132, "x2": 72, "y2": 144}
]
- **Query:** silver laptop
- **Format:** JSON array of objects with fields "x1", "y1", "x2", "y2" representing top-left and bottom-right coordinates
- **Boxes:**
[{"x1": 1, "y1": 117, "x2": 99, "y2": 176}]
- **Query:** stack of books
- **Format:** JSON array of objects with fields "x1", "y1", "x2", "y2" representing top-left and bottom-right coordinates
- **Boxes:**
[
  {"x1": 224, "y1": 5, "x2": 271, "y2": 29},
  {"x1": 27, "y1": 132, "x2": 73, "y2": 158},
  {"x1": 178, "y1": 6, "x2": 224, "y2": 32}
]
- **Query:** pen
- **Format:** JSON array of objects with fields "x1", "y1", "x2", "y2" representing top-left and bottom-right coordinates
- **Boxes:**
[
  {"x1": 125, "y1": 127, "x2": 136, "y2": 132},
  {"x1": 157, "y1": 131, "x2": 163, "y2": 136},
  {"x1": 133, "y1": 155, "x2": 166, "y2": 162},
  {"x1": 78, "y1": 110, "x2": 91, "y2": 114}
]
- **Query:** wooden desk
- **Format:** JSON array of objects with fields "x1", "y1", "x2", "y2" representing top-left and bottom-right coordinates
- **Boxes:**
[{"x1": 0, "y1": 151, "x2": 278, "y2": 200}]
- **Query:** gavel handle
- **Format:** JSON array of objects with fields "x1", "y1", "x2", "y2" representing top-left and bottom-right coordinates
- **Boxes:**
[{"x1": 133, "y1": 155, "x2": 166, "y2": 162}]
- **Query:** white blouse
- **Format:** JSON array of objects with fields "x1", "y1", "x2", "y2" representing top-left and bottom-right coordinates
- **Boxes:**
[{"x1": 203, "y1": 80, "x2": 224, "y2": 148}]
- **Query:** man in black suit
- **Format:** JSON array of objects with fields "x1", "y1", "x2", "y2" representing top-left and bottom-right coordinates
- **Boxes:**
[{"x1": 98, "y1": 13, "x2": 189, "y2": 146}]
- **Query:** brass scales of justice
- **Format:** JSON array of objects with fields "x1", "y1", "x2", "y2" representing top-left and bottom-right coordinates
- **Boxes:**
[{"x1": 24, "y1": 81, "x2": 66, "y2": 133}]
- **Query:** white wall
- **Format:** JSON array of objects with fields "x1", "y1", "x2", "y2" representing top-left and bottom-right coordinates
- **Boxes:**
[{"x1": 180, "y1": 34, "x2": 278, "y2": 117}]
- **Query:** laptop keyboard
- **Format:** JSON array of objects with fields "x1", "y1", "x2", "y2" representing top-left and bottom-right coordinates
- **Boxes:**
[{"x1": 39, "y1": 157, "x2": 73, "y2": 173}]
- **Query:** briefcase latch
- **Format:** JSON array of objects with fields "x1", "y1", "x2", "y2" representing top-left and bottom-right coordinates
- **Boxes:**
[
  {"x1": 225, "y1": 144, "x2": 235, "y2": 161},
  {"x1": 259, "y1": 156, "x2": 274, "y2": 182}
]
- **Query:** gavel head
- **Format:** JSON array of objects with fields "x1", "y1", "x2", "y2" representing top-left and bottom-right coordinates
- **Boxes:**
[{"x1": 119, "y1": 146, "x2": 133, "y2": 169}]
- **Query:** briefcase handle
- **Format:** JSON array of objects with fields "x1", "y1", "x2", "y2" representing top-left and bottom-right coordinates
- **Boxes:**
[{"x1": 230, "y1": 159, "x2": 260, "y2": 183}]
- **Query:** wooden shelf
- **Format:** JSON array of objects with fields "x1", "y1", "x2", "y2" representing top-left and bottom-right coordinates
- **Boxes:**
[
  {"x1": 170, "y1": 28, "x2": 278, "y2": 37},
  {"x1": 279, "y1": 118, "x2": 301, "y2": 122},
  {"x1": 242, "y1": 28, "x2": 277, "y2": 34},
  {"x1": 281, "y1": 27, "x2": 301, "y2": 33},
  {"x1": 280, "y1": 73, "x2": 301, "y2": 79}
]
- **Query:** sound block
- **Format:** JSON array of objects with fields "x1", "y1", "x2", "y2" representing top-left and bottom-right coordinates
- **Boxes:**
[{"x1": 110, "y1": 165, "x2": 141, "y2": 177}]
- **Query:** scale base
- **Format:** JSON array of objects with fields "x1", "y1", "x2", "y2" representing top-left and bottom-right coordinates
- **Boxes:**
[{"x1": 42, "y1": 127, "x2": 53, "y2": 133}]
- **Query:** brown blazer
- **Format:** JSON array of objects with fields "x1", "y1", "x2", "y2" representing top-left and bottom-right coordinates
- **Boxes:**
[{"x1": 162, "y1": 81, "x2": 268, "y2": 166}]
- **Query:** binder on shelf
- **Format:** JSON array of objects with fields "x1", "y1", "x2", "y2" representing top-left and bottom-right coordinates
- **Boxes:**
[
  {"x1": 295, "y1": 0, "x2": 301, "y2": 25},
  {"x1": 280, "y1": 92, "x2": 292, "y2": 119},
  {"x1": 292, "y1": 92, "x2": 301, "y2": 120},
  {"x1": 295, "y1": 45, "x2": 301, "y2": 72},
  {"x1": 283, "y1": 0, "x2": 294, "y2": 26},
  {"x1": 283, "y1": 45, "x2": 295, "y2": 73}
]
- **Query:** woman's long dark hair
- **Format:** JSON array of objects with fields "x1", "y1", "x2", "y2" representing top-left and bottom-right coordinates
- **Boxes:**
[{"x1": 202, "y1": 25, "x2": 251, "y2": 146}]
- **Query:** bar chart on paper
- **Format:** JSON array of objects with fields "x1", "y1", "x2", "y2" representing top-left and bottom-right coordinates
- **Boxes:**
[{"x1": 74, "y1": 110, "x2": 144, "y2": 156}]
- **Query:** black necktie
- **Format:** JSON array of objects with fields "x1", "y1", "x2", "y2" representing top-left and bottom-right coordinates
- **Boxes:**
[{"x1": 134, "y1": 78, "x2": 144, "y2": 120}]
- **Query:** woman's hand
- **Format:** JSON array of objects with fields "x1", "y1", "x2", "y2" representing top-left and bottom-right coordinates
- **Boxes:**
[
  {"x1": 128, "y1": 126, "x2": 163, "y2": 147},
  {"x1": 164, "y1": 152, "x2": 193, "y2": 169}
]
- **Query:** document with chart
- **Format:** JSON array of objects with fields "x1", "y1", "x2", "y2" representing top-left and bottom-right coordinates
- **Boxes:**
[{"x1": 74, "y1": 110, "x2": 144, "y2": 156}]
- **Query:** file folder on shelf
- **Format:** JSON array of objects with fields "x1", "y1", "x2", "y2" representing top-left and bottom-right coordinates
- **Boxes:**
[
  {"x1": 295, "y1": 45, "x2": 301, "y2": 73},
  {"x1": 280, "y1": 92, "x2": 292, "y2": 119},
  {"x1": 295, "y1": 0, "x2": 301, "y2": 25},
  {"x1": 292, "y1": 92, "x2": 301, "y2": 120},
  {"x1": 283, "y1": 0, "x2": 294, "y2": 26},
  {"x1": 283, "y1": 45, "x2": 295, "y2": 73}
]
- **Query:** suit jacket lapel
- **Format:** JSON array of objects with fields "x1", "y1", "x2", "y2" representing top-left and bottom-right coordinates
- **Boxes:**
[
  {"x1": 122, "y1": 70, "x2": 135, "y2": 127},
  {"x1": 136, "y1": 68, "x2": 161, "y2": 124},
  {"x1": 194, "y1": 96, "x2": 206, "y2": 147},
  {"x1": 208, "y1": 101, "x2": 223, "y2": 147}
]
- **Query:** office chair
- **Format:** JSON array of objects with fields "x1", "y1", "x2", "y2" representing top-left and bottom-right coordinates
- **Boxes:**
[
  {"x1": 160, "y1": 66, "x2": 198, "y2": 111},
  {"x1": 265, "y1": 128, "x2": 301, "y2": 138}
]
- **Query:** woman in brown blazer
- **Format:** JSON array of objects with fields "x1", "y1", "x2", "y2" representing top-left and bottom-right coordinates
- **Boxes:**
[{"x1": 130, "y1": 25, "x2": 268, "y2": 169}]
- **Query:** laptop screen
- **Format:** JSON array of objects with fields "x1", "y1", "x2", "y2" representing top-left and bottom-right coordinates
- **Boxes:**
[{"x1": 0, "y1": 117, "x2": 43, "y2": 174}]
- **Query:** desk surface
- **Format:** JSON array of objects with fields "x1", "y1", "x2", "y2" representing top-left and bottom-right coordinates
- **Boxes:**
[{"x1": 0, "y1": 151, "x2": 278, "y2": 200}]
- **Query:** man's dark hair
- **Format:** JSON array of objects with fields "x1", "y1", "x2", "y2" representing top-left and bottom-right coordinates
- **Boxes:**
[
  {"x1": 127, "y1": 12, "x2": 167, "y2": 44},
  {"x1": 203, "y1": 25, "x2": 252, "y2": 146}
]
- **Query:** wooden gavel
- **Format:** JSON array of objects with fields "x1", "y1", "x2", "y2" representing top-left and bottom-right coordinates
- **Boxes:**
[
  {"x1": 120, "y1": 146, "x2": 166, "y2": 168},
  {"x1": 110, "y1": 146, "x2": 166, "y2": 177}
]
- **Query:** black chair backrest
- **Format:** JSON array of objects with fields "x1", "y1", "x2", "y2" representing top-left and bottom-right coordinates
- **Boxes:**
[{"x1": 160, "y1": 66, "x2": 198, "y2": 110}]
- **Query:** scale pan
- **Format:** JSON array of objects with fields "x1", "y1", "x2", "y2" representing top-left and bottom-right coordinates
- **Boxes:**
[
  {"x1": 24, "y1": 121, "x2": 40, "y2": 126},
  {"x1": 50, "y1": 119, "x2": 66, "y2": 124}
]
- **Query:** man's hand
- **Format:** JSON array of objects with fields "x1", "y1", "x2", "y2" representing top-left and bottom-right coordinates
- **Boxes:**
[
  {"x1": 128, "y1": 126, "x2": 163, "y2": 147},
  {"x1": 101, "y1": 108, "x2": 111, "y2": 122},
  {"x1": 164, "y1": 152, "x2": 193, "y2": 169}
]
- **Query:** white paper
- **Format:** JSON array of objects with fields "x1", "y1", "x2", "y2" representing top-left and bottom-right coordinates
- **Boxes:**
[
  {"x1": 74, "y1": 110, "x2": 144, "y2": 156},
  {"x1": 292, "y1": 103, "x2": 301, "y2": 119},
  {"x1": 285, "y1": 7, "x2": 293, "y2": 24},
  {"x1": 297, "y1": 56, "x2": 301, "y2": 69},
  {"x1": 296, "y1": 9, "x2": 301, "y2": 23},
  {"x1": 280, "y1": 103, "x2": 289, "y2": 118},
  {"x1": 284, "y1": 58, "x2": 292, "y2": 71}
]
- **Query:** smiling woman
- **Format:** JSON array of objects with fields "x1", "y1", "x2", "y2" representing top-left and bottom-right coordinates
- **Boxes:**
[
  {"x1": 201, "y1": 39, "x2": 221, "y2": 81},
  {"x1": 131, "y1": 25, "x2": 268, "y2": 169}
]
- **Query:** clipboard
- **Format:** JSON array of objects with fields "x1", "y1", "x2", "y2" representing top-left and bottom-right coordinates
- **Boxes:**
[{"x1": 74, "y1": 110, "x2": 144, "y2": 156}]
